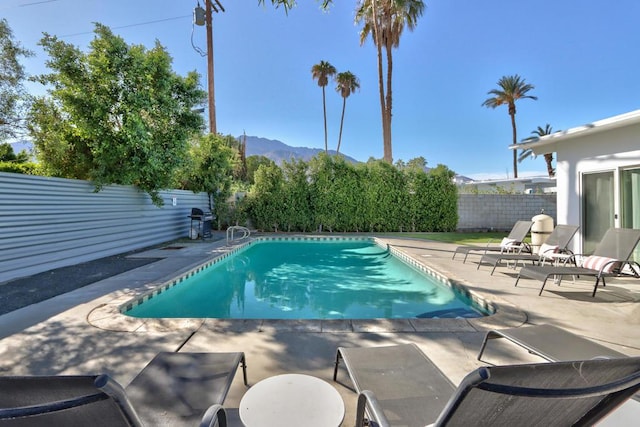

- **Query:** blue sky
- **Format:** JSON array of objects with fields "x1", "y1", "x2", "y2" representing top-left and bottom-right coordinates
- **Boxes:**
[{"x1": 3, "y1": 0, "x2": 640, "y2": 179}]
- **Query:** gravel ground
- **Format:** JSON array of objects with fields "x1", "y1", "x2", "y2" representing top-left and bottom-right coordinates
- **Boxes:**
[{"x1": 0, "y1": 252, "x2": 160, "y2": 316}]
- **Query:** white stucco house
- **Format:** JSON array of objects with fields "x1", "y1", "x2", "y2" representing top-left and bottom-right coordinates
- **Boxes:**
[
  {"x1": 513, "y1": 109, "x2": 640, "y2": 259},
  {"x1": 458, "y1": 176, "x2": 556, "y2": 194}
]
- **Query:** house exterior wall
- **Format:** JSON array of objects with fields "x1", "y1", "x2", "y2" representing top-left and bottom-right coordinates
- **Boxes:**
[
  {"x1": 555, "y1": 122, "x2": 640, "y2": 253},
  {"x1": 459, "y1": 178, "x2": 556, "y2": 195},
  {"x1": 0, "y1": 172, "x2": 210, "y2": 283}
]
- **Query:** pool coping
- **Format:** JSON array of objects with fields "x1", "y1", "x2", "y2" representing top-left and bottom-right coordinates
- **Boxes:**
[{"x1": 87, "y1": 236, "x2": 527, "y2": 333}]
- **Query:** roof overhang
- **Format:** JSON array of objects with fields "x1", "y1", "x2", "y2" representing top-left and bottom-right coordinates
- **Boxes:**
[{"x1": 509, "y1": 109, "x2": 640, "y2": 155}]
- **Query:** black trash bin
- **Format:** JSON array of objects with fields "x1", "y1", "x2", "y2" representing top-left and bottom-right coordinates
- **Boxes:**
[{"x1": 188, "y1": 208, "x2": 213, "y2": 240}]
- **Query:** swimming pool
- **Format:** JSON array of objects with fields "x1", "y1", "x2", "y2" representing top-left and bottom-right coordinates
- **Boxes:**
[{"x1": 123, "y1": 237, "x2": 492, "y2": 319}]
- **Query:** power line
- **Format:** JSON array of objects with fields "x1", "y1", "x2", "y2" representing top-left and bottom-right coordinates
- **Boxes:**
[
  {"x1": 0, "y1": 0, "x2": 60, "y2": 11},
  {"x1": 19, "y1": 0, "x2": 61, "y2": 7},
  {"x1": 60, "y1": 15, "x2": 191, "y2": 38}
]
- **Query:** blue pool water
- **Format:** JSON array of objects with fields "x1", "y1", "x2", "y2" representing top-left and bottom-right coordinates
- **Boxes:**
[{"x1": 124, "y1": 239, "x2": 489, "y2": 319}]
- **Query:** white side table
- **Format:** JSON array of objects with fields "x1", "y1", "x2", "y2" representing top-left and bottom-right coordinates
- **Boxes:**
[
  {"x1": 239, "y1": 373, "x2": 345, "y2": 427},
  {"x1": 545, "y1": 252, "x2": 574, "y2": 266},
  {"x1": 545, "y1": 252, "x2": 576, "y2": 284}
]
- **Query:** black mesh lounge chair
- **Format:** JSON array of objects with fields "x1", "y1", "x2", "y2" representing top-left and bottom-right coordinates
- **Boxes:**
[
  {"x1": 125, "y1": 352, "x2": 246, "y2": 426},
  {"x1": 477, "y1": 324, "x2": 626, "y2": 363},
  {"x1": 333, "y1": 344, "x2": 640, "y2": 427},
  {"x1": 476, "y1": 324, "x2": 640, "y2": 426},
  {"x1": 452, "y1": 220, "x2": 533, "y2": 263},
  {"x1": 0, "y1": 375, "x2": 228, "y2": 427},
  {"x1": 477, "y1": 224, "x2": 580, "y2": 275},
  {"x1": 515, "y1": 227, "x2": 640, "y2": 296},
  {"x1": 0, "y1": 352, "x2": 247, "y2": 426}
]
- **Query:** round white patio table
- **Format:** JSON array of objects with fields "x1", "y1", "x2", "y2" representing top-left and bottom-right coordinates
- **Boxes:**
[{"x1": 239, "y1": 373, "x2": 345, "y2": 427}]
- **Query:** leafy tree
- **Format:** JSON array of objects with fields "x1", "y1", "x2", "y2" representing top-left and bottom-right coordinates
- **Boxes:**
[
  {"x1": 234, "y1": 133, "x2": 248, "y2": 181},
  {"x1": 395, "y1": 156, "x2": 426, "y2": 172},
  {"x1": 482, "y1": 74, "x2": 537, "y2": 178},
  {"x1": 334, "y1": 71, "x2": 360, "y2": 154},
  {"x1": 28, "y1": 24, "x2": 206, "y2": 205},
  {"x1": 181, "y1": 133, "x2": 237, "y2": 227},
  {"x1": 519, "y1": 124, "x2": 555, "y2": 177},
  {"x1": 0, "y1": 142, "x2": 28, "y2": 162},
  {"x1": 182, "y1": 133, "x2": 236, "y2": 193},
  {"x1": 0, "y1": 19, "x2": 33, "y2": 141},
  {"x1": 356, "y1": 0, "x2": 425, "y2": 163},
  {"x1": 0, "y1": 142, "x2": 34, "y2": 173},
  {"x1": 406, "y1": 156, "x2": 427, "y2": 171},
  {"x1": 311, "y1": 60, "x2": 337, "y2": 153},
  {"x1": 0, "y1": 143, "x2": 15, "y2": 161},
  {"x1": 245, "y1": 155, "x2": 276, "y2": 184}
]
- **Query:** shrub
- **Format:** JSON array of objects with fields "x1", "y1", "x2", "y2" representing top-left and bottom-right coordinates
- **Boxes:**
[
  {"x1": 244, "y1": 155, "x2": 458, "y2": 232},
  {"x1": 0, "y1": 161, "x2": 39, "y2": 174}
]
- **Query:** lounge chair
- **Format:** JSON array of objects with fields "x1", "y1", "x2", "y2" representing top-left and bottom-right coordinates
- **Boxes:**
[
  {"x1": 124, "y1": 352, "x2": 247, "y2": 426},
  {"x1": 452, "y1": 220, "x2": 533, "y2": 263},
  {"x1": 333, "y1": 343, "x2": 640, "y2": 427},
  {"x1": 0, "y1": 375, "x2": 228, "y2": 427},
  {"x1": 477, "y1": 324, "x2": 626, "y2": 363},
  {"x1": 476, "y1": 324, "x2": 640, "y2": 426},
  {"x1": 515, "y1": 227, "x2": 640, "y2": 296},
  {"x1": 0, "y1": 351, "x2": 247, "y2": 426},
  {"x1": 477, "y1": 224, "x2": 579, "y2": 275}
]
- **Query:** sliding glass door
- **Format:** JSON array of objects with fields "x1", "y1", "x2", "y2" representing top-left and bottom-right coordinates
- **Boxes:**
[
  {"x1": 621, "y1": 167, "x2": 640, "y2": 261},
  {"x1": 582, "y1": 171, "x2": 614, "y2": 254}
]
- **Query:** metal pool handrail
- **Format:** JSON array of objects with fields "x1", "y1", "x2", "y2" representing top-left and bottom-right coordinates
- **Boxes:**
[{"x1": 227, "y1": 226, "x2": 251, "y2": 244}]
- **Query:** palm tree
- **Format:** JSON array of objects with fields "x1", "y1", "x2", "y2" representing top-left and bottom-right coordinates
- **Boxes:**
[
  {"x1": 519, "y1": 124, "x2": 556, "y2": 177},
  {"x1": 482, "y1": 74, "x2": 537, "y2": 178},
  {"x1": 335, "y1": 71, "x2": 360, "y2": 154},
  {"x1": 311, "y1": 60, "x2": 337, "y2": 153},
  {"x1": 355, "y1": 0, "x2": 425, "y2": 163},
  {"x1": 261, "y1": 0, "x2": 332, "y2": 12}
]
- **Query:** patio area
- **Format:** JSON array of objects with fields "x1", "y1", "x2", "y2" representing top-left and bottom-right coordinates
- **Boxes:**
[{"x1": 1, "y1": 235, "x2": 638, "y2": 426}]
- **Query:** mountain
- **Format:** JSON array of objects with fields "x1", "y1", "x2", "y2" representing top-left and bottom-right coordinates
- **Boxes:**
[
  {"x1": 242, "y1": 136, "x2": 359, "y2": 164},
  {"x1": 7, "y1": 136, "x2": 358, "y2": 165},
  {"x1": 9, "y1": 135, "x2": 473, "y2": 181},
  {"x1": 240, "y1": 136, "x2": 473, "y2": 181}
]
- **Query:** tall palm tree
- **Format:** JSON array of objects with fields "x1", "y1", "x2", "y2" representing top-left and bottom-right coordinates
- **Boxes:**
[
  {"x1": 311, "y1": 60, "x2": 337, "y2": 153},
  {"x1": 519, "y1": 124, "x2": 556, "y2": 177},
  {"x1": 335, "y1": 71, "x2": 360, "y2": 154},
  {"x1": 355, "y1": 0, "x2": 425, "y2": 163},
  {"x1": 482, "y1": 74, "x2": 537, "y2": 178},
  {"x1": 261, "y1": 0, "x2": 332, "y2": 12}
]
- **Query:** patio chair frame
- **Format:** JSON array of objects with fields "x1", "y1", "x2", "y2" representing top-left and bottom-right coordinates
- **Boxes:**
[
  {"x1": 515, "y1": 227, "x2": 640, "y2": 296},
  {"x1": 452, "y1": 220, "x2": 533, "y2": 263}
]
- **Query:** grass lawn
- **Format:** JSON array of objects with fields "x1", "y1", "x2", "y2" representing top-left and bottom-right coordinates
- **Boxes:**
[
  {"x1": 185, "y1": 230, "x2": 526, "y2": 246},
  {"x1": 379, "y1": 232, "x2": 524, "y2": 245}
]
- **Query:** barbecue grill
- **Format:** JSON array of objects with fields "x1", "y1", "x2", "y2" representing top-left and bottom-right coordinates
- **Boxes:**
[{"x1": 188, "y1": 208, "x2": 213, "y2": 239}]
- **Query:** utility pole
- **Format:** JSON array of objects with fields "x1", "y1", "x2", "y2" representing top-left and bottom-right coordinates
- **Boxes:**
[
  {"x1": 205, "y1": 0, "x2": 216, "y2": 134},
  {"x1": 195, "y1": 1, "x2": 224, "y2": 135}
]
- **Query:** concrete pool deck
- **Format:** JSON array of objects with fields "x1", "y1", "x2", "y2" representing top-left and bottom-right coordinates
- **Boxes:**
[{"x1": 1, "y1": 235, "x2": 639, "y2": 425}]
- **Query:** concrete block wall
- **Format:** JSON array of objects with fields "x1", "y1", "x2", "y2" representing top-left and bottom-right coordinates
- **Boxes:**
[{"x1": 457, "y1": 194, "x2": 557, "y2": 231}]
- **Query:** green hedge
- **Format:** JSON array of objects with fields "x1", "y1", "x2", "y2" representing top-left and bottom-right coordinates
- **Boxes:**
[
  {"x1": 0, "y1": 162, "x2": 39, "y2": 174},
  {"x1": 245, "y1": 154, "x2": 458, "y2": 232}
]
